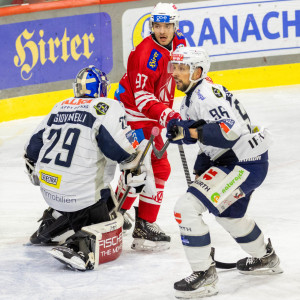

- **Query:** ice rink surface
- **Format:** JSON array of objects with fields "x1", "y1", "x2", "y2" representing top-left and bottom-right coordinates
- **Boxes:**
[{"x1": 0, "y1": 85, "x2": 300, "y2": 300}]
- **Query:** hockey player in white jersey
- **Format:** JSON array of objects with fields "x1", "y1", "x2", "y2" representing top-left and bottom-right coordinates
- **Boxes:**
[
  {"x1": 24, "y1": 66, "x2": 148, "y2": 270},
  {"x1": 165, "y1": 47, "x2": 283, "y2": 298}
]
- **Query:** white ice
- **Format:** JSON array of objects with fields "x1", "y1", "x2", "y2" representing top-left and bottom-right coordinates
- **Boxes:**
[{"x1": 0, "y1": 85, "x2": 300, "y2": 300}]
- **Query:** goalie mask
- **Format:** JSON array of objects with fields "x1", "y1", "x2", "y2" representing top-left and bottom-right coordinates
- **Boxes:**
[
  {"x1": 149, "y1": 2, "x2": 179, "y2": 31},
  {"x1": 73, "y1": 66, "x2": 109, "y2": 98},
  {"x1": 168, "y1": 47, "x2": 211, "y2": 93}
]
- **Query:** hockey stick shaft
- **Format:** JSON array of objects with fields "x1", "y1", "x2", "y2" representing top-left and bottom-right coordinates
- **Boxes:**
[
  {"x1": 117, "y1": 128, "x2": 158, "y2": 212},
  {"x1": 178, "y1": 145, "x2": 236, "y2": 269},
  {"x1": 178, "y1": 144, "x2": 192, "y2": 186}
]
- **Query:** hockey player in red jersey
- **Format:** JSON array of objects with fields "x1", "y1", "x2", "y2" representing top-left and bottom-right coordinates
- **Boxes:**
[{"x1": 115, "y1": 2, "x2": 186, "y2": 251}]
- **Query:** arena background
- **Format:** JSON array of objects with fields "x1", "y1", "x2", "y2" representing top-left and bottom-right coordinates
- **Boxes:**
[{"x1": 0, "y1": 0, "x2": 299, "y2": 122}]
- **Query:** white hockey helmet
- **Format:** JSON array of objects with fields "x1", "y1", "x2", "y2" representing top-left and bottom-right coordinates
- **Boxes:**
[
  {"x1": 168, "y1": 47, "x2": 211, "y2": 92},
  {"x1": 149, "y1": 2, "x2": 179, "y2": 31}
]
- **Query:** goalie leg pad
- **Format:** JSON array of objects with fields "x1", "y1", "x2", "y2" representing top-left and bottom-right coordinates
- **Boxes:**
[
  {"x1": 49, "y1": 213, "x2": 123, "y2": 271},
  {"x1": 30, "y1": 208, "x2": 72, "y2": 245},
  {"x1": 81, "y1": 212, "x2": 124, "y2": 269}
]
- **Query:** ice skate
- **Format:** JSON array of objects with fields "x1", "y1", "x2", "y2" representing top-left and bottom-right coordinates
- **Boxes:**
[
  {"x1": 131, "y1": 207, "x2": 170, "y2": 251},
  {"x1": 174, "y1": 263, "x2": 218, "y2": 299},
  {"x1": 30, "y1": 207, "x2": 72, "y2": 245},
  {"x1": 49, "y1": 246, "x2": 94, "y2": 271},
  {"x1": 237, "y1": 239, "x2": 283, "y2": 275}
]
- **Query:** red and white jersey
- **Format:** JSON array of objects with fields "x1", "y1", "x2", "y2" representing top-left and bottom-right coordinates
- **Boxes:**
[{"x1": 115, "y1": 31, "x2": 186, "y2": 130}]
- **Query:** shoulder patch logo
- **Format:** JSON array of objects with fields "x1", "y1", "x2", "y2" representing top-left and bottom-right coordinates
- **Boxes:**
[
  {"x1": 147, "y1": 49, "x2": 162, "y2": 71},
  {"x1": 219, "y1": 119, "x2": 235, "y2": 133},
  {"x1": 175, "y1": 30, "x2": 185, "y2": 40},
  {"x1": 212, "y1": 87, "x2": 223, "y2": 98},
  {"x1": 94, "y1": 102, "x2": 109, "y2": 115}
]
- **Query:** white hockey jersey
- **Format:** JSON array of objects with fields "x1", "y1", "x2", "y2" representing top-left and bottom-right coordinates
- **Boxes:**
[
  {"x1": 25, "y1": 97, "x2": 136, "y2": 212},
  {"x1": 180, "y1": 79, "x2": 272, "y2": 162}
]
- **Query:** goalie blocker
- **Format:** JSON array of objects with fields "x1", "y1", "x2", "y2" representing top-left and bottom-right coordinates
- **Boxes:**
[{"x1": 49, "y1": 212, "x2": 124, "y2": 271}]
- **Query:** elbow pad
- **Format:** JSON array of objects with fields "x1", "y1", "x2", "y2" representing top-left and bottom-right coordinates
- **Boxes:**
[{"x1": 197, "y1": 122, "x2": 239, "y2": 148}]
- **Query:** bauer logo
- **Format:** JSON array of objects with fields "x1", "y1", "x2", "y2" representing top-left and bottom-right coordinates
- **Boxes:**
[
  {"x1": 0, "y1": 13, "x2": 112, "y2": 89},
  {"x1": 147, "y1": 49, "x2": 162, "y2": 71},
  {"x1": 39, "y1": 170, "x2": 62, "y2": 189}
]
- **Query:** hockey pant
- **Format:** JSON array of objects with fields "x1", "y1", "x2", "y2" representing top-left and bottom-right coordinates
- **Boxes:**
[
  {"x1": 174, "y1": 192, "x2": 267, "y2": 272},
  {"x1": 116, "y1": 131, "x2": 171, "y2": 223}
]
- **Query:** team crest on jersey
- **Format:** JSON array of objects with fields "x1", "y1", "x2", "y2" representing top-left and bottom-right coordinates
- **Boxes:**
[
  {"x1": 212, "y1": 87, "x2": 223, "y2": 98},
  {"x1": 94, "y1": 102, "x2": 110, "y2": 115},
  {"x1": 147, "y1": 49, "x2": 162, "y2": 71}
]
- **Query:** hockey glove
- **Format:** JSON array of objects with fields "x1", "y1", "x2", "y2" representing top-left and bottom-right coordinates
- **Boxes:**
[
  {"x1": 165, "y1": 110, "x2": 181, "y2": 127},
  {"x1": 24, "y1": 153, "x2": 40, "y2": 186},
  {"x1": 123, "y1": 166, "x2": 147, "y2": 194},
  {"x1": 166, "y1": 119, "x2": 198, "y2": 144}
]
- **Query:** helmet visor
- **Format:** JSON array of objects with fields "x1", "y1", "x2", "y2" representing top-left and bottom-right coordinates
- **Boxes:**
[{"x1": 167, "y1": 61, "x2": 191, "y2": 74}]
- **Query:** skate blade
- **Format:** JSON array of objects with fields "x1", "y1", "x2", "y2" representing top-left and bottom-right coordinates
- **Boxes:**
[
  {"x1": 175, "y1": 284, "x2": 218, "y2": 299},
  {"x1": 239, "y1": 264, "x2": 283, "y2": 275},
  {"x1": 25, "y1": 240, "x2": 60, "y2": 246},
  {"x1": 131, "y1": 238, "x2": 170, "y2": 252},
  {"x1": 48, "y1": 249, "x2": 86, "y2": 271}
]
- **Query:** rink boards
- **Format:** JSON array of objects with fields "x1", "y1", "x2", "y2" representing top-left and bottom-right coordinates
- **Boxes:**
[{"x1": 1, "y1": 62, "x2": 299, "y2": 122}]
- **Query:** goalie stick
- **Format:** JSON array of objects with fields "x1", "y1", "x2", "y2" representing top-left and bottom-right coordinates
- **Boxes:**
[
  {"x1": 116, "y1": 127, "x2": 161, "y2": 212},
  {"x1": 177, "y1": 143, "x2": 237, "y2": 270}
]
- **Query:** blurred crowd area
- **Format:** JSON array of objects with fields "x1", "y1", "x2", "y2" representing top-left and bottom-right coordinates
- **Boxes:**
[{"x1": 0, "y1": 0, "x2": 63, "y2": 7}]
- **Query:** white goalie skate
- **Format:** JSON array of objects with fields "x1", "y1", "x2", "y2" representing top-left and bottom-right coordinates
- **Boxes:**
[{"x1": 49, "y1": 246, "x2": 94, "y2": 271}]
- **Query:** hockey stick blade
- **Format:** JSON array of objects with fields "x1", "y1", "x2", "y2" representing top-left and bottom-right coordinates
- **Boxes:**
[
  {"x1": 152, "y1": 139, "x2": 170, "y2": 159},
  {"x1": 215, "y1": 260, "x2": 237, "y2": 269}
]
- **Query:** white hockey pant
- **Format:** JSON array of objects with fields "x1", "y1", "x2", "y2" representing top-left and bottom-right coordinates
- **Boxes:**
[{"x1": 175, "y1": 193, "x2": 267, "y2": 272}]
